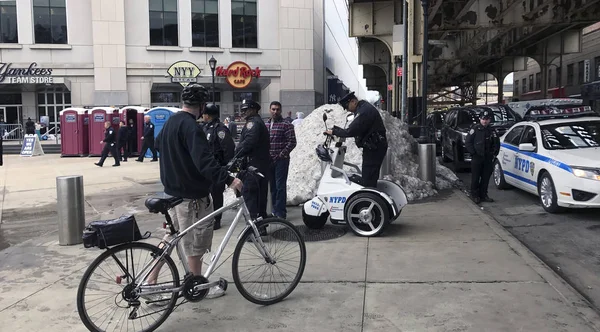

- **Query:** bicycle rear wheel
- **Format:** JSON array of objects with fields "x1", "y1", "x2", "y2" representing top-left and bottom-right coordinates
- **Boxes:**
[
  {"x1": 232, "y1": 218, "x2": 306, "y2": 305},
  {"x1": 76, "y1": 242, "x2": 180, "y2": 332}
]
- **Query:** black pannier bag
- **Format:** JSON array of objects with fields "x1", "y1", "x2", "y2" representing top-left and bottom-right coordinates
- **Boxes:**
[{"x1": 82, "y1": 215, "x2": 150, "y2": 249}]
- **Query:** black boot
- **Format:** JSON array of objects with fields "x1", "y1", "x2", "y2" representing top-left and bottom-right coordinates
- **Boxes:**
[
  {"x1": 481, "y1": 196, "x2": 494, "y2": 202},
  {"x1": 214, "y1": 220, "x2": 221, "y2": 230}
]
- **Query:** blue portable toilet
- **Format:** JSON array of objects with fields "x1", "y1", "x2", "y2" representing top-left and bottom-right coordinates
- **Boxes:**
[{"x1": 144, "y1": 107, "x2": 181, "y2": 158}]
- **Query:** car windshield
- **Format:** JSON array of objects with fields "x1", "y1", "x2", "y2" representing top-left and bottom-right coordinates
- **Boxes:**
[
  {"x1": 456, "y1": 111, "x2": 478, "y2": 129},
  {"x1": 541, "y1": 120, "x2": 600, "y2": 150},
  {"x1": 485, "y1": 106, "x2": 519, "y2": 123}
]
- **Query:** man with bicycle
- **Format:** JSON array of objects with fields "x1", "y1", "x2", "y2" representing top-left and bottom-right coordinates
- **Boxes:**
[{"x1": 150, "y1": 83, "x2": 242, "y2": 299}]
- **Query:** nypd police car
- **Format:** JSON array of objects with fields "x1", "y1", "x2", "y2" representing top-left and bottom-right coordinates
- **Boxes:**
[{"x1": 492, "y1": 106, "x2": 600, "y2": 213}]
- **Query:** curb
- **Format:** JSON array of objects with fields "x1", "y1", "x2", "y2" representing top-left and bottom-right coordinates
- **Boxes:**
[{"x1": 455, "y1": 190, "x2": 600, "y2": 332}]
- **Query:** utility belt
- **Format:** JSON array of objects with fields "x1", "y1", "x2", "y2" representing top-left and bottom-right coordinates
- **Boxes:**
[{"x1": 362, "y1": 131, "x2": 386, "y2": 151}]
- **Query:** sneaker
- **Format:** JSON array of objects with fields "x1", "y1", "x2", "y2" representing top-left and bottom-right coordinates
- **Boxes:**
[{"x1": 205, "y1": 285, "x2": 226, "y2": 299}]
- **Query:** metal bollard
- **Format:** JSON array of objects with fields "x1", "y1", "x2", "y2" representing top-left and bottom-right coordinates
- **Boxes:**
[
  {"x1": 56, "y1": 175, "x2": 86, "y2": 245},
  {"x1": 417, "y1": 143, "x2": 436, "y2": 185}
]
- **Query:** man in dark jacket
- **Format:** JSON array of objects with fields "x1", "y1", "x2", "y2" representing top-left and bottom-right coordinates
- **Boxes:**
[
  {"x1": 465, "y1": 109, "x2": 500, "y2": 204},
  {"x1": 95, "y1": 121, "x2": 120, "y2": 167},
  {"x1": 325, "y1": 91, "x2": 388, "y2": 188},
  {"x1": 136, "y1": 116, "x2": 158, "y2": 162},
  {"x1": 25, "y1": 118, "x2": 35, "y2": 135},
  {"x1": 127, "y1": 118, "x2": 137, "y2": 155},
  {"x1": 117, "y1": 121, "x2": 129, "y2": 162},
  {"x1": 201, "y1": 103, "x2": 235, "y2": 230},
  {"x1": 148, "y1": 84, "x2": 242, "y2": 299},
  {"x1": 234, "y1": 99, "x2": 271, "y2": 220}
]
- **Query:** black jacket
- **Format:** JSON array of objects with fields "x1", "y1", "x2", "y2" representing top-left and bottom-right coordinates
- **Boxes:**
[
  {"x1": 202, "y1": 119, "x2": 235, "y2": 166},
  {"x1": 332, "y1": 100, "x2": 387, "y2": 150},
  {"x1": 234, "y1": 114, "x2": 271, "y2": 173},
  {"x1": 465, "y1": 123, "x2": 500, "y2": 159},
  {"x1": 103, "y1": 127, "x2": 116, "y2": 144},
  {"x1": 156, "y1": 112, "x2": 234, "y2": 199},
  {"x1": 117, "y1": 126, "x2": 129, "y2": 142},
  {"x1": 142, "y1": 122, "x2": 155, "y2": 140}
]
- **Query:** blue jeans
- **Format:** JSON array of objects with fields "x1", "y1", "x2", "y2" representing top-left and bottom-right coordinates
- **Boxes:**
[{"x1": 269, "y1": 158, "x2": 290, "y2": 218}]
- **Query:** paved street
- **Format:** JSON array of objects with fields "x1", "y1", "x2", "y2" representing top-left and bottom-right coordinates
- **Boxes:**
[{"x1": 452, "y1": 165, "x2": 600, "y2": 310}]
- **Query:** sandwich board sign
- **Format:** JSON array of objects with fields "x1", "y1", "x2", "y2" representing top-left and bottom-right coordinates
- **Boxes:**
[{"x1": 20, "y1": 134, "x2": 45, "y2": 157}]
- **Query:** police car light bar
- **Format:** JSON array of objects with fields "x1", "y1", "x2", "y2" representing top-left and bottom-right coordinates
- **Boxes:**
[{"x1": 524, "y1": 106, "x2": 599, "y2": 120}]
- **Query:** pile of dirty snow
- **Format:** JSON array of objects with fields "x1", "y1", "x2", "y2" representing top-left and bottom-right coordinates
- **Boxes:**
[{"x1": 224, "y1": 104, "x2": 459, "y2": 206}]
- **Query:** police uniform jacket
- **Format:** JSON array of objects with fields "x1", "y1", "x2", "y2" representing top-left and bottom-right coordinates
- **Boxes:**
[
  {"x1": 143, "y1": 122, "x2": 155, "y2": 141},
  {"x1": 234, "y1": 114, "x2": 271, "y2": 173},
  {"x1": 202, "y1": 119, "x2": 235, "y2": 167},
  {"x1": 103, "y1": 127, "x2": 116, "y2": 145},
  {"x1": 332, "y1": 100, "x2": 387, "y2": 150},
  {"x1": 465, "y1": 124, "x2": 500, "y2": 158},
  {"x1": 117, "y1": 126, "x2": 129, "y2": 143}
]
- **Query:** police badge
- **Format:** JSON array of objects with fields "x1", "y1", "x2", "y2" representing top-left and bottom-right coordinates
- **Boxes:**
[
  {"x1": 246, "y1": 122, "x2": 254, "y2": 129},
  {"x1": 217, "y1": 130, "x2": 226, "y2": 139},
  {"x1": 469, "y1": 129, "x2": 475, "y2": 135},
  {"x1": 530, "y1": 162, "x2": 535, "y2": 176}
]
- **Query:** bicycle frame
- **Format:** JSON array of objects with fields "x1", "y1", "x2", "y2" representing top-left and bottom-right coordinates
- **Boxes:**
[{"x1": 131, "y1": 192, "x2": 275, "y2": 297}]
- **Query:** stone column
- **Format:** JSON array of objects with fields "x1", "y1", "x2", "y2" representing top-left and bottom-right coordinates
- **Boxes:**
[{"x1": 91, "y1": 0, "x2": 128, "y2": 106}]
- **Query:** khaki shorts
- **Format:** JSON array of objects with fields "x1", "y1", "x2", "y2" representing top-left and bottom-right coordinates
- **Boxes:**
[{"x1": 168, "y1": 197, "x2": 214, "y2": 257}]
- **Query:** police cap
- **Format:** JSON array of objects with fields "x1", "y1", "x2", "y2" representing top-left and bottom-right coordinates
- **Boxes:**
[
  {"x1": 338, "y1": 91, "x2": 357, "y2": 109},
  {"x1": 240, "y1": 99, "x2": 261, "y2": 111},
  {"x1": 204, "y1": 103, "x2": 220, "y2": 116},
  {"x1": 480, "y1": 109, "x2": 493, "y2": 120}
]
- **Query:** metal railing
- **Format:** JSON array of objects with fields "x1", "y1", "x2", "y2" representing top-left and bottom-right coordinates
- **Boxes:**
[{"x1": 0, "y1": 124, "x2": 24, "y2": 141}]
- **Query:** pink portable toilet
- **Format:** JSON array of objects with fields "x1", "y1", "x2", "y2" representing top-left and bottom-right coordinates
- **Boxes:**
[
  {"x1": 59, "y1": 108, "x2": 89, "y2": 157},
  {"x1": 88, "y1": 107, "x2": 119, "y2": 156},
  {"x1": 119, "y1": 106, "x2": 148, "y2": 156}
]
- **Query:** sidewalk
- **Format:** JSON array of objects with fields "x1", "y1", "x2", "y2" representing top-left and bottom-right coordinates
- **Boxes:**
[{"x1": 1, "y1": 175, "x2": 599, "y2": 331}]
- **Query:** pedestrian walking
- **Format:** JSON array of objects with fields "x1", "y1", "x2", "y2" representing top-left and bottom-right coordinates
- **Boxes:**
[
  {"x1": 465, "y1": 109, "x2": 500, "y2": 204},
  {"x1": 266, "y1": 101, "x2": 297, "y2": 219},
  {"x1": 117, "y1": 121, "x2": 129, "y2": 162},
  {"x1": 324, "y1": 91, "x2": 388, "y2": 188},
  {"x1": 201, "y1": 103, "x2": 235, "y2": 230},
  {"x1": 95, "y1": 121, "x2": 120, "y2": 167},
  {"x1": 234, "y1": 99, "x2": 271, "y2": 220},
  {"x1": 146, "y1": 83, "x2": 242, "y2": 299},
  {"x1": 136, "y1": 115, "x2": 158, "y2": 162}
]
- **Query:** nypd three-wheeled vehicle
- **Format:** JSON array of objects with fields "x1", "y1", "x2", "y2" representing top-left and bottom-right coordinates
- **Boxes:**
[{"x1": 301, "y1": 113, "x2": 408, "y2": 237}]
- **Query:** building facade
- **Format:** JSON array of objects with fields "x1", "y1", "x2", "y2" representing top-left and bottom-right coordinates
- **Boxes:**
[
  {"x1": 0, "y1": 0, "x2": 367, "y2": 133},
  {"x1": 512, "y1": 24, "x2": 600, "y2": 110}
]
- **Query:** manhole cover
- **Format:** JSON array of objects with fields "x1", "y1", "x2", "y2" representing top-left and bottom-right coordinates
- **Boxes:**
[{"x1": 273, "y1": 225, "x2": 347, "y2": 242}]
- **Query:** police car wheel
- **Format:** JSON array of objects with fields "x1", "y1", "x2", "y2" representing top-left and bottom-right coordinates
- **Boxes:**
[
  {"x1": 493, "y1": 160, "x2": 511, "y2": 190},
  {"x1": 537, "y1": 172, "x2": 564, "y2": 214},
  {"x1": 344, "y1": 192, "x2": 389, "y2": 237}
]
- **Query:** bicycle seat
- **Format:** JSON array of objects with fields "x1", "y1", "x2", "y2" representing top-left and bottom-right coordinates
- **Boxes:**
[{"x1": 145, "y1": 196, "x2": 184, "y2": 214}]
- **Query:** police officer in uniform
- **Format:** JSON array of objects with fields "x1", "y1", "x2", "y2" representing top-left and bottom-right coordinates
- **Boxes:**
[
  {"x1": 137, "y1": 115, "x2": 158, "y2": 162},
  {"x1": 201, "y1": 103, "x2": 235, "y2": 230},
  {"x1": 117, "y1": 121, "x2": 129, "y2": 162},
  {"x1": 465, "y1": 109, "x2": 500, "y2": 204},
  {"x1": 234, "y1": 99, "x2": 271, "y2": 220},
  {"x1": 95, "y1": 121, "x2": 120, "y2": 167},
  {"x1": 324, "y1": 91, "x2": 388, "y2": 188}
]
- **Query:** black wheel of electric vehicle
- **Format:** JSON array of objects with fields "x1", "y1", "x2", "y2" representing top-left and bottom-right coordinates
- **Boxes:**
[
  {"x1": 344, "y1": 192, "x2": 390, "y2": 237},
  {"x1": 232, "y1": 217, "x2": 306, "y2": 306},
  {"x1": 302, "y1": 206, "x2": 329, "y2": 229},
  {"x1": 77, "y1": 242, "x2": 180, "y2": 332}
]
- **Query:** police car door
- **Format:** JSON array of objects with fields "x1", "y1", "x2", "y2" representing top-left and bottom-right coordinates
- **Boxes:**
[
  {"x1": 513, "y1": 125, "x2": 539, "y2": 195},
  {"x1": 499, "y1": 125, "x2": 525, "y2": 189}
]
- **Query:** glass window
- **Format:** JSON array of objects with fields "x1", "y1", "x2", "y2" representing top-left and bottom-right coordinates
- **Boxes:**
[
  {"x1": 567, "y1": 64, "x2": 574, "y2": 85},
  {"x1": 596, "y1": 56, "x2": 600, "y2": 80},
  {"x1": 151, "y1": 92, "x2": 180, "y2": 103},
  {"x1": 0, "y1": 1, "x2": 18, "y2": 43},
  {"x1": 192, "y1": 0, "x2": 219, "y2": 47},
  {"x1": 578, "y1": 60, "x2": 585, "y2": 84},
  {"x1": 522, "y1": 78, "x2": 526, "y2": 93},
  {"x1": 504, "y1": 126, "x2": 524, "y2": 145},
  {"x1": 233, "y1": 91, "x2": 260, "y2": 102},
  {"x1": 541, "y1": 121, "x2": 600, "y2": 150},
  {"x1": 514, "y1": 80, "x2": 519, "y2": 94},
  {"x1": 0, "y1": 93, "x2": 21, "y2": 104},
  {"x1": 519, "y1": 126, "x2": 537, "y2": 147},
  {"x1": 528, "y1": 74, "x2": 533, "y2": 91},
  {"x1": 456, "y1": 110, "x2": 477, "y2": 129},
  {"x1": 231, "y1": 0, "x2": 257, "y2": 48},
  {"x1": 556, "y1": 66, "x2": 561, "y2": 86},
  {"x1": 33, "y1": 0, "x2": 68, "y2": 44},
  {"x1": 149, "y1": 0, "x2": 179, "y2": 46}
]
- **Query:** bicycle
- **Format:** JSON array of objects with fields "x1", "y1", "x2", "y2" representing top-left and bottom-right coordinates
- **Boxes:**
[{"x1": 76, "y1": 161, "x2": 307, "y2": 332}]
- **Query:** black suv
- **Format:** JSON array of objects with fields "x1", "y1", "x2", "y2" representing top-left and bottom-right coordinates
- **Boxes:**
[
  {"x1": 440, "y1": 104, "x2": 521, "y2": 171},
  {"x1": 425, "y1": 110, "x2": 447, "y2": 155}
]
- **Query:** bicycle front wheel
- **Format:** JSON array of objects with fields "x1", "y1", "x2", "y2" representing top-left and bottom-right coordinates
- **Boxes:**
[
  {"x1": 232, "y1": 218, "x2": 307, "y2": 305},
  {"x1": 76, "y1": 242, "x2": 180, "y2": 332}
]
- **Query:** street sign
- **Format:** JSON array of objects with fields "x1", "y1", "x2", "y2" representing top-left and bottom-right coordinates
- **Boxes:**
[
  {"x1": 20, "y1": 134, "x2": 45, "y2": 157},
  {"x1": 397, "y1": 67, "x2": 403, "y2": 77}
]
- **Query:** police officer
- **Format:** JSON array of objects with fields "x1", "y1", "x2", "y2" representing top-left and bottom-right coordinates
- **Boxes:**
[
  {"x1": 201, "y1": 103, "x2": 235, "y2": 230},
  {"x1": 234, "y1": 99, "x2": 271, "y2": 220},
  {"x1": 324, "y1": 91, "x2": 388, "y2": 188},
  {"x1": 465, "y1": 109, "x2": 500, "y2": 204},
  {"x1": 95, "y1": 121, "x2": 120, "y2": 167},
  {"x1": 117, "y1": 121, "x2": 129, "y2": 162},
  {"x1": 127, "y1": 118, "x2": 137, "y2": 155},
  {"x1": 137, "y1": 115, "x2": 158, "y2": 162}
]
